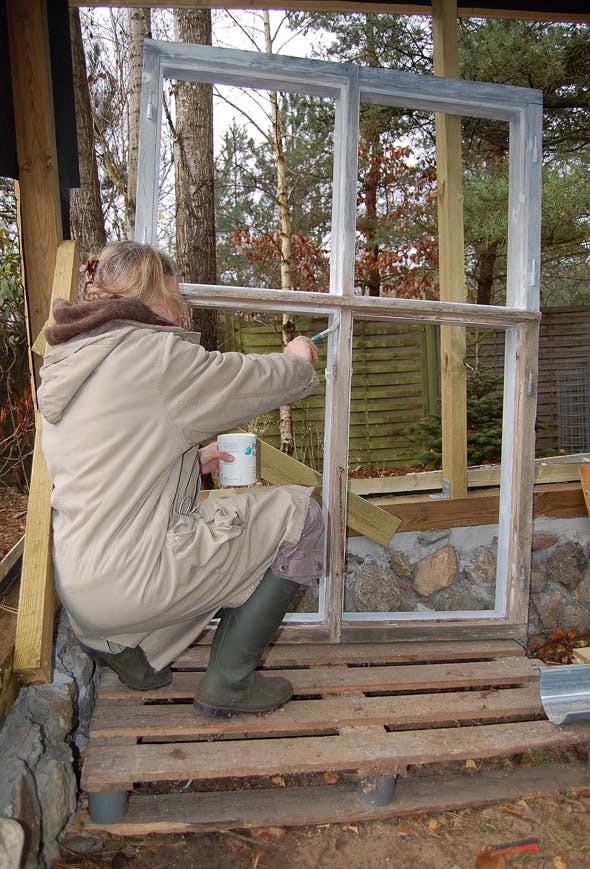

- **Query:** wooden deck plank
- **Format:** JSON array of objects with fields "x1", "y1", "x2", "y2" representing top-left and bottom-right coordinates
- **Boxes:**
[
  {"x1": 89, "y1": 686, "x2": 543, "y2": 740},
  {"x1": 79, "y1": 762, "x2": 590, "y2": 834},
  {"x1": 175, "y1": 639, "x2": 525, "y2": 669},
  {"x1": 96, "y1": 656, "x2": 539, "y2": 701},
  {"x1": 81, "y1": 719, "x2": 589, "y2": 791}
]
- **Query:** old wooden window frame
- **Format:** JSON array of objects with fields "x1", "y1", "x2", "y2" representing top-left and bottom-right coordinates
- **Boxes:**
[{"x1": 136, "y1": 39, "x2": 542, "y2": 642}]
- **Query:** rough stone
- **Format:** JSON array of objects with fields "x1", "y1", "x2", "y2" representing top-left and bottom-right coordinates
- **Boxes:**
[
  {"x1": 0, "y1": 698, "x2": 44, "y2": 770},
  {"x1": 19, "y1": 682, "x2": 74, "y2": 746},
  {"x1": 413, "y1": 545, "x2": 458, "y2": 597},
  {"x1": 36, "y1": 747, "x2": 77, "y2": 865},
  {"x1": 528, "y1": 601, "x2": 541, "y2": 629},
  {"x1": 442, "y1": 590, "x2": 490, "y2": 611},
  {"x1": 463, "y1": 547, "x2": 496, "y2": 585},
  {"x1": 0, "y1": 818, "x2": 25, "y2": 869},
  {"x1": 55, "y1": 621, "x2": 97, "y2": 750},
  {"x1": 0, "y1": 764, "x2": 41, "y2": 869},
  {"x1": 354, "y1": 563, "x2": 402, "y2": 612},
  {"x1": 530, "y1": 570, "x2": 547, "y2": 595},
  {"x1": 418, "y1": 529, "x2": 449, "y2": 547},
  {"x1": 546, "y1": 541, "x2": 586, "y2": 590},
  {"x1": 577, "y1": 577, "x2": 590, "y2": 605},
  {"x1": 388, "y1": 550, "x2": 413, "y2": 579},
  {"x1": 561, "y1": 604, "x2": 590, "y2": 636},
  {"x1": 532, "y1": 532, "x2": 558, "y2": 551},
  {"x1": 533, "y1": 589, "x2": 563, "y2": 629},
  {"x1": 58, "y1": 831, "x2": 105, "y2": 856}
]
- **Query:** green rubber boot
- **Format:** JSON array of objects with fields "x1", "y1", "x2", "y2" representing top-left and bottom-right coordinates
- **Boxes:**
[
  {"x1": 194, "y1": 570, "x2": 300, "y2": 718},
  {"x1": 81, "y1": 643, "x2": 172, "y2": 690}
]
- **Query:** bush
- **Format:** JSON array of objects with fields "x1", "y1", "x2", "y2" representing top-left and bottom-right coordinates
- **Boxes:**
[
  {"x1": 0, "y1": 223, "x2": 33, "y2": 491},
  {"x1": 408, "y1": 362, "x2": 504, "y2": 469}
]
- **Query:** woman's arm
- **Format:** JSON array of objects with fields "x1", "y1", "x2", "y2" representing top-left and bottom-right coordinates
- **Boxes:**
[{"x1": 158, "y1": 333, "x2": 320, "y2": 444}]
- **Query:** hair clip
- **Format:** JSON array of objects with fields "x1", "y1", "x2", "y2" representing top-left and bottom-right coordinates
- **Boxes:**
[{"x1": 80, "y1": 257, "x2": 99, "y2": 283}]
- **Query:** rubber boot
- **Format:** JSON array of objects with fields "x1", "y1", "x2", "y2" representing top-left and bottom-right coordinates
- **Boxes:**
[
  {"x1": 81, "y1": 643, "x2": 172, "y2": 690},
  {"x1": 194, "y1": 570, "x2": 300, "y2": 717}
]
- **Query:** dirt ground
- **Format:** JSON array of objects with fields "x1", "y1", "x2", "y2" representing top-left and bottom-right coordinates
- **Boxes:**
[{"x1": 56, "y1": 788, "x2": 590, "y2": 869}]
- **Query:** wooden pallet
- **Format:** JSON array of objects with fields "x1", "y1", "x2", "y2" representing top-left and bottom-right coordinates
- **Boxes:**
[{"x1": 78, "y1": 640, "x2": 590, "y2": 834}]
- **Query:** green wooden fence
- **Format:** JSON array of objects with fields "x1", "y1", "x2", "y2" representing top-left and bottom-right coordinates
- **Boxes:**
[
  {"x1": 223, "y1": 313, "x2": 438, "y2": 471},
  {"x1": 221, "y1": 305, "x2": 587, "y2": 469}
]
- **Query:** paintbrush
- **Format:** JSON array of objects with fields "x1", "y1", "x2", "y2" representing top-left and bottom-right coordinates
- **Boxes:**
[{"x1": 310, "y1": 324, "x2": 338, "y2": 343}]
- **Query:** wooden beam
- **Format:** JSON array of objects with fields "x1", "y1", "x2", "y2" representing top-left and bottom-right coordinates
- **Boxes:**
[
  {"x1": 14, "y1": 241, "x2": 79, "y2": 683},
  {"x1": 350, "y1": 454, "x2": 590, "y2": 496},
  {"x1": 368, "y1": 481, "x2": 587, "y2": 532},
  {"x1": 67, "y1": 3, "x2": 590, "y2": 25},
  {"x1": 7, "y1": 0, "x2": 63, "y2": 377},
  {"x1": 258, "y1": 440, "x2": 401, "y2": 546},
  {"x1": 32, "y1": 241, "x2": 81, "y2": 357},
  {"x1": 432, "y1": 0, "x2": 467, "y2": 500}
]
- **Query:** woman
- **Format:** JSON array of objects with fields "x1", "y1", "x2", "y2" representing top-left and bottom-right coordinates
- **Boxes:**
[{"x1": 38, "y1": 240, "x2": 323, "y2": 718}]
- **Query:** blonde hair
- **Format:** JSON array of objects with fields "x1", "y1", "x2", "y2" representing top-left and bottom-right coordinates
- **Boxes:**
[{"x1": 82, "y1": 241, "x2": 184, "y2": 323}]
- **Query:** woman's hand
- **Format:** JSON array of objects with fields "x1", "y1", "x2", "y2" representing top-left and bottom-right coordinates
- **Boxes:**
[
  {"x1": 284, "y1": 335, "x2": 319, "y2": 364},
  {"x1": 199, "y1": 443, "x2": 234, "y2": 476}
]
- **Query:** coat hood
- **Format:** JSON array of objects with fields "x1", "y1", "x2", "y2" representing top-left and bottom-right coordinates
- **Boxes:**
[{"x1": 38, "y1": 298, "x2": 176, "y2": 424}]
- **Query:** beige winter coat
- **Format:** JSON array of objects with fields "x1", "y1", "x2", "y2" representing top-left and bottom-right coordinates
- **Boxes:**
[{"x1": 38, "y1": 300, "x2": 319, "y2": 669}]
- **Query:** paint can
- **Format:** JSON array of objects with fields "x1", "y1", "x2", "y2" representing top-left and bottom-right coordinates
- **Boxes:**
[{"x1": 217, "y1": 432, "x2": 257, "y2": 486}]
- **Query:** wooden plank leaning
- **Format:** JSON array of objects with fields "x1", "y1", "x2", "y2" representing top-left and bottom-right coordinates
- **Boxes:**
[
  {"x1": 258, "y1": 439, "x2": 401, "y2": 546},
  {"x1": 14, "y1": 240, "x2": 79, "y2": 683}
]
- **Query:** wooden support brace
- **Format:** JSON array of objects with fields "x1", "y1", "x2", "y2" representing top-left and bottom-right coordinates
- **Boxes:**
[
  {"x1": 258, "y1": 439, "x2": 401, "y2": 546},
  {"x1": 578, "y1": 463, "x2": 590, "y2": 517},
  {"x1": 14, "y1": 240, "x2": 79, "y2": 683}
]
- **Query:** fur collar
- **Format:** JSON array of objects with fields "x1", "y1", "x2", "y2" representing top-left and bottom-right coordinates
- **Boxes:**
[{"x1": 44, "y1": 298, "x2": 173, "y2": 346}]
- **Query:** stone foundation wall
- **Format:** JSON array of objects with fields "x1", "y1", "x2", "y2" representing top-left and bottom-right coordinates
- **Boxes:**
[
  {"x1": 0, "y1": 613, "x2": 97, "y2": 868},
  {"x1": 342, "y1": 517, "x2": 590, "y2": 638}
]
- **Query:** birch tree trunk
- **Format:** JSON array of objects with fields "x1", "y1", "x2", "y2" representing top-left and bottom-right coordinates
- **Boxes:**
[
  {"x1": 127, "y1": 7, "x2": 151, "y2": 238},
  {"x1": 263, "y1": 11, "x2": 296, "y2": 456},
  {"x1": 173, "y1": 9, "x2": 217, "y2": 351},
  {"x1": 69, "y1": 7, "x2": 106, "y2": 263}
]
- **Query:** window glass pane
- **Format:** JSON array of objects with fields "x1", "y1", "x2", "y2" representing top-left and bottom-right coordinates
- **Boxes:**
[
  {"x1": 209, "y1": 305, "x2": 332, "y2": 617},
  {"x1": 344, "y1": 319, "x2": 506, "y2": 617}
]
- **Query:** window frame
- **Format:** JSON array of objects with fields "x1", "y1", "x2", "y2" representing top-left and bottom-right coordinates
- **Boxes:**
[{"x1": 136, "y1": 39, "x2": 542, "y2": 642}]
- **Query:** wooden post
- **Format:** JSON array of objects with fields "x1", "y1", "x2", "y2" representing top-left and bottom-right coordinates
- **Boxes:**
[
  {"x1": 578, "y1": 464, "x2": 590, "y2": 517},
  {"x1": 14, "y1": 241, "x2": 79, "y2": 683},
  {"x1": 6, "y1": 0, "x2": 63, "y2": 380},
  {"x1": 432, "y1": 0, "x2": 468, "y2": 498}
]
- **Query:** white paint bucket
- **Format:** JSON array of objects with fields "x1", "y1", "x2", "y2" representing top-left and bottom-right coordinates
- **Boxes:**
[{"x1": 216, "y1": 432, "x2": 257, "y2": 486}]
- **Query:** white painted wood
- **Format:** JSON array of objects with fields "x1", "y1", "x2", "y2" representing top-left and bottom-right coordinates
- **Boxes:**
[
  {"x1": 323, "y1": 66, "x2": 360, "y2": 641},
  {"x1": 181, "y1": 284, "x2": 540, "y2": 327},
  {"x1": 136, "y1": 42, "x2": 164, "y2": 246},
  {"x1": 507, "y1": 102, "x2": 543, "y2": 311},
  {"x1": 359, "y1": 67, "x2": 542, "y2": 121},
  {"x1": 135, "y1": 40, "x2": 542, "y2": 640}
]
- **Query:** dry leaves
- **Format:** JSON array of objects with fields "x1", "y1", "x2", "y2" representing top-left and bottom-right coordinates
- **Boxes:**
[
  {"x1": 528, "y1": 627, "x2": 590, "y2": 664},
  {"x1": 323, "y1": 771, "x2": 340, "y2": 784},
  {"x1": 474, "y1": 849, "x2": 506, "y2": 869}
]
